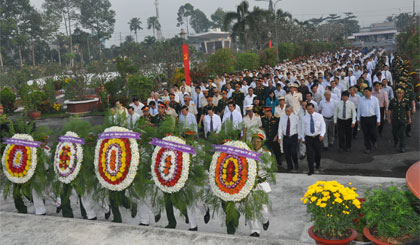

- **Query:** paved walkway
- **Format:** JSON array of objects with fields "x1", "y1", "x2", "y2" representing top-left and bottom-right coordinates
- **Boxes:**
[{"x1": 0, "y1": 173, "x2": 406, "y2": 244}]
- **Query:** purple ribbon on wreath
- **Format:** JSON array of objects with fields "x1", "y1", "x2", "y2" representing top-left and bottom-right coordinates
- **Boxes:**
[
  {"x1": 3, "y1": 138, "x2": 41, "y2": 148},
  {"x1": 149, "y1": 138, "x2": 196, "y2": 155},
  {"x1": 211, "y1": 144, "x2": 261, "y2": 161}
]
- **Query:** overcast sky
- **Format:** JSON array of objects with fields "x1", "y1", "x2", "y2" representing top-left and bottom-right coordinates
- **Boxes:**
[{"x1": 30, "y1": 0, "x2": 418, "y2": 46}]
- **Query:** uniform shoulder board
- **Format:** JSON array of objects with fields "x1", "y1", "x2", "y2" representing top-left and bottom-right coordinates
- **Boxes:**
[
  {"x1": 261, "y1": 115, "x2": 266, "y2": 118},
  {"x1": 274, "y1": 115, "x2": 280, "y2": 118}
]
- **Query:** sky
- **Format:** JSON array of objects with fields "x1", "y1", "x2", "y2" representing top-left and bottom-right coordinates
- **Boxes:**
[{"x1": 30, "y1": 0, "x2": 418, "y2": 46}]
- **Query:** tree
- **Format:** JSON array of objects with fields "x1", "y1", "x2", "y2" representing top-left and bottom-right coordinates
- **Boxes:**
[
  {"x1": 43, "y1": 0, "x2": 80, "y2": 67},
  {"x1": 190, "y1": 9, "x2": 212, "y2": 33},
  {"x1": 208, "y1": 48, "x2": 235, "y2": 75},
  {"x1": 128, "y1": 17, "x2": 142, "y2": 42},
  {"x1": 388, "y1": 13, "x2": 415, "y2": 32},
  {"x1": 211, "y1": 8, "x2": 228, "y2": 30},
  {"x1": 176, "y1": 3, "x2": 195, "y2": 34},
  {"x1": 224, "y1": 1, "x2": 252, "y2": 48},
  {"x1": 147, "y1": 16, "x2": 161, "y2": 39},
  {"x1": 235, "y1": 52, "x2": 259, "y2": 71},
  {"x1": 79, "y1": 0, "x2": 116, "y2": 57}
]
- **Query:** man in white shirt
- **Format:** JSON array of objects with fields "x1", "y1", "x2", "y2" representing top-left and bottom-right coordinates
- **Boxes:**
[
  {"x1": 243, "y1": 105, "x2": 262, "y2": 140},
  {"x1": 193, "y1": 86, "x2": 204, "y2": 118},
  {"x1": 347, "y1": 70, "x2": 357, "y2": 88},
  {"x1": 301, "y1": 103, "x2": 326, "y2": 175},
  {"x1": 222, "y1": 102, "x2": 243, "y2": 130},
  {"x1": 305, "y1": 93, "x2": 319, "y2": 112},
  {"x1": 204, "y1": 107, "x2": 221, "y2": 138},
  {"x1": 319, "y1": 91, "x2": 337, "y2": 149},
  {"x1": 278, "y1": 105, "x2": 300, "y2": 171},
  {"x1": 357, "y1": 87, "x2": 381, "y2": 154},
  {"x1": 126, "y1": 106, "x2": 140, "y2": 130},
  {"x1": 334, "y1": 91, "x2": 356, "y2": 152},
  {"x1": 243, "y1": 87, "x2": 256, "y2": 115},
  {"x1": 129, "y1": 97, "x2": 144, "y2": 117},
  {"x1": 183, "y1": 96, "x2": 198, "y2": 116},
  {"x1": 274, "y1": 83, "x2": 286, "y2": 99},
  {"x1": 339, "y1": 72, "x2": 349, "y2": 92},
  {"x1": 381, "y1": 79, "x2": 394, "y2": 100},
  {"x1": 179, "y1": 105, "x2": 198, "y2": 133},
  {"x1": 381, "y1": 65, "x2": 393, "y2": 86}
]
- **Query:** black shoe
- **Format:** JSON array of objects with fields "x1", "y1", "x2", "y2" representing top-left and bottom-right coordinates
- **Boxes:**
[
  {"x1": 105, "y1": 205, "x2": 111, "y2": 220},
  {"x1": 88, "y1": 217, "x2": 97, "y2": 220},
  {"x1": 185, "y1": 216, "x2": 189, "y2": 224},
  {"x1": 56, "y1": 205, "x2": 62, "y2": 214},
  {"x1": 299, "y1": 155, "x2": 305, "y2": 160},
  {"x1": 188, "y1": 226, "x2": 198, "y2": 231},
  {"x1": 400, "y1": 148, "x2": 406, "y2": 153},
  {"x1": 139, "y1": 223, "x2": 149, "y2": 226},
  {"x1": 41, "y1": 213, "x2": 46, "y2": 216},
  {"x1": 323, "y1": 147, "x2": 328, "y2": 151},
  {"x1": 250, "y1": 232, "x2": 260, "y2": 237},
  {"x1": 364, "y1": 149, "x2": 371, "y2": 154},
  {"x1": 307, "y1": 171, "x2": 313, "y2": 176},
  {"x1": 263, "y1": 221, "x2": 269, "y2": 231},
  {"x1": 165, "y1": 224, "x2": 176, "y2": 229},
  {"x1": 154, "y1": 212, "x2": 161, "y2": 223},
  {"x1": 204, "y1": 209, "x2": 210, "y2": 224}
]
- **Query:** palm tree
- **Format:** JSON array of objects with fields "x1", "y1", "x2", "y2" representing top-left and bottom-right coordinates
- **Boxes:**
[
  {"x1": 223, "y1": 1, "x2": 252, "y2": 48},
  {"x1": 147, "y1": 16, "x2": 161, "y2": 39},
  {"x1": 128, "y1": 17, "x2": 142, "y2": 42}
]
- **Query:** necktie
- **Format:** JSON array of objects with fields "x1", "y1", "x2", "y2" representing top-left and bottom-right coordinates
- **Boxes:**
[
  {"x1": 210, "y1": 116, "x2": 214, "y2": 132},
  {"x1": 196, "y1": 96, "x2": 199, "y2": 109},
  {"x1": 130, "y1": 115, "x2": 133, "y2": 129},
  {"x1": 342, "y1": 101, "x2": 346, "y2": 118},
  {"x1": 310, "y1": 115, "x2": 315, "y2": 134},
  {"x1": 230, "y1": 113, "x2": 233, "y2": 122},
  {"x1": 286, "y1": 116, "x2": 290, "y2": 136}
]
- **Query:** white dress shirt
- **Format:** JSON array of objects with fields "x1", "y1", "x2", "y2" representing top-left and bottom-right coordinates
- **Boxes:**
[
  {"x1": 382, "y1": 70, "x2": 393, "y2": 85},
  {"x1": 186, "y1": 102, "x2": 198, "y2": 116},
  {"x1": 357, "y1": 96, "x2": 381, "y2": 123},
  {"x1": 319, "y1": 99, "x2": 337, "y2": 118},
  {"x1": 179, "y1": 112, "x2": 198, "y2": 132},
  {"x1": 222, "y1": 109, "x2": 243, "y2": 129},
  {"x1": 204, "y1": 114, "x2": 222, "y2": 137},
  {"x1": 243, "y1": 94, "x2": 256, "y2": 114},
  {"x1": 334, "y1": 100, "x2": 357, "y2": 124},
  {"x1": 130, "y1": 102, "x2": 144, "y2": 117},
  {"x1": 285, "y1": 92, "x2": 302, "y2": 115},
  {"x1": 278, "y1": 114, "x2": 301, "y2": 140},
  {"x1": 301, "y1": 112, "x2": 326, "y2": 140},
  {"x1": 274, "y1": 105, "x2": 287, "y2": 117},
  {"x1": 349, "y1": 94, "x2": 361, "y2": 108},
  {"x1": 126, "y1": 113, "x2": 141, "y2": 129}
]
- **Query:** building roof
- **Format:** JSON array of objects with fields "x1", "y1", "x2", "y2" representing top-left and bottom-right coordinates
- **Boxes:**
[
  {"x1": 188, "y1": 30, "x2": 231, "y2": 40},
  {"x1": 351, "y1": 29, "x2": 398, "y2": 37}
]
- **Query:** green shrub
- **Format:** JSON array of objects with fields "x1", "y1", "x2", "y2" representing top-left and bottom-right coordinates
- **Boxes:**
[
  {"x1": 128, "y1": 74, "x2": 155, "y2": 102},
  {"x1": 277, "y1": 42, "x2": 294, "y2": 61},
  {"x1": 0, "y1": 88, "x2": 16, "y2": 113},
  {"x1": 259, "y1": 47, "x2": 279, "y2": 67},
  {"x1": 362, "y1": 185, "x2": 420, "y2": 239},
  {"x1": 208, "y1": 48, "x2": 235, "y2": 75},
  {"x1": 235, "y1": 52, "x2": 259, "y2": 71}
]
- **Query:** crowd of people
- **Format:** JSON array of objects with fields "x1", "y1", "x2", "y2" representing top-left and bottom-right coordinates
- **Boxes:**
[{"x1": 109, "y1": 47, "x2": 416, "y2": 176}]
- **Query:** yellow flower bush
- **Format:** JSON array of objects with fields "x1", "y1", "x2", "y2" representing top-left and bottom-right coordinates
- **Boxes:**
[{"x1": 301, "y1": 181, "x2": 361, "y2": 239}]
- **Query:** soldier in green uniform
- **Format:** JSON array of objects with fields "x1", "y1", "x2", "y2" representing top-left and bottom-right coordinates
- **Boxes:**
[
  {"x1": 387, "y1": 88, "x2": 412, "y2": 153},
  {"x1": 255, "y1": 78, "x2": 268, "y2": 104},
  {"x1": 231, "y1": 83, "x2": 245, "y2": 112},
  {"x1": 139, "y1": 105, "x2": 155, "y2": 126},
  {"x1": 153, "y1": 102, "x2": 168, "y2": 126},
  {"x1": 399, "y1": 80, "x2": 416, "y2": 137},
  {"x1": 217, "y1": 90, "x2": 229, "y2": 116},
  {"x1": 253, "y1": 97, "x2": 264, "y2": 117},
  {"x1": 261, "y1": 106, "x2": 282, "y2": 171},
  {"x1": 168, "y1": 93, "x2": 181, "y2": 114}
]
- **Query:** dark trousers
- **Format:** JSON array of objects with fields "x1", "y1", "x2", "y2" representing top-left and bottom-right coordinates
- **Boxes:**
[
  {"x1": 60, "y1": 184, "x2": 74, "y2": 218},
  {"x1": 283, "y1": 134, "x2": 299, "y2": 170},
  {"x1": 164, "y1": 193, "x2": 177, "y2": 228},
  {"x1": 392, "y1": 120, "x2": 407, "y2": 148},
  {"x1": 266, "y1": 140, "x2": 282, "y2": 169},
  {"x1": 222, "y1": 201, "x2": 240, "y2": 234},
  {"x1": 337, "y1": 118, "x2": 353, "y2": 150},
  {"x1": 378, "y1": 107, "x2": 385, "y2": 134},
  {"x1": 305, "y1": 135, "x2": 322, "y2": 173},
  {"x1": 360, "y1": 116, "x2": 377, "y2": 150}
]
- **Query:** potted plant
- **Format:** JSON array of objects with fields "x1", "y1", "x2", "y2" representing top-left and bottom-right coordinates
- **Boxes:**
[
  {"x1": 21, "y1": 85, "x2": 45, "y2": 120},
  {"x1": 362, "y1": 185, "x2": 420, "y2": 245},
  {"x1": 301, "y1": 181, "x2": 361, "y2": 245},
  {"x1": 63, "y1": 67, "x2": 99, "y2": 114}
]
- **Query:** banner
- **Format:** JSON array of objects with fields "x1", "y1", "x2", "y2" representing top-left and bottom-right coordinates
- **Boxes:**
[
  {"x1": 182, "y1": 44, "x2": 191, "y2": 86},
  {"x1": 3, "y1": 138, "x2": 41, "y2": 148},
  {"x1": 58, "y1": 136, "x2": 85, "y2": 145},
  {"x1": 98, "y1": 132, "x2": 141, "y2": 140},
  {"x1": 150, "y1": 138, "x2": 196, "y2": 155},
  {"x1": 212, "y1": 144, "x2": 261, "y2": 161}
]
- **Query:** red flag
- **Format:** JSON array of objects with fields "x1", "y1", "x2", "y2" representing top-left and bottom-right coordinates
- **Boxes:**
[
  {"x1": 182, "y1": 44, "x2": 191, "y2": 86},
  {"x1": 269, "y1": 40, "x2": 272, "y2": 48},
  {"x1": 305, "y1": 37, "x2": 308, "y2": 43},
  {"x1": 326, "y1": 37, "x2": 329, "y2": 43}
]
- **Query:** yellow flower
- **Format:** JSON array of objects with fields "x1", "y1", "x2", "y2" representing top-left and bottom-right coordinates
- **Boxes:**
[
  {"x1": 65, "y1": 78, "x2": 70, "y2": 83},
  {"x1": 303, "y1": 198, "x2": 308, "y2": 204},
  {"x1": 320, "y1": 203, "x2": 327, "y2": 208},
  {"x1": 348, "y1": 182, "x2": 352, "y2": 185},
  {"x1": 335, "y1": 197, "x2": 343, "y2": 203},
  {"x1": 321, "y1": 196, "x2": 329, "y2": 201},
  {"x1": 310, "y1": 196, "x2": 317, "y2": 202}
]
